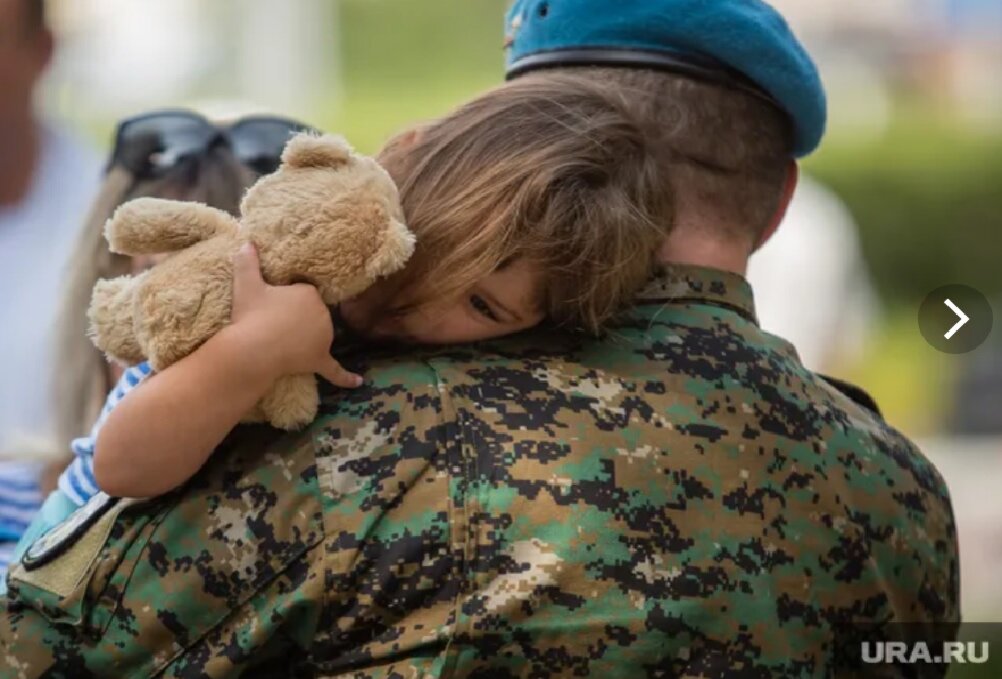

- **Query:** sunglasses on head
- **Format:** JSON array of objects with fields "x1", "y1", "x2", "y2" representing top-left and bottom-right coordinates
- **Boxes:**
[{"x1": 109, "y1": 109, "x2": 318, "y2": 178}]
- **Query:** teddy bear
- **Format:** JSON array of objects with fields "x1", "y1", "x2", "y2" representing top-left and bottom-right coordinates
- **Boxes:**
[{"x1": 87, "y1": 133, "x2": 415, "y2": 430}]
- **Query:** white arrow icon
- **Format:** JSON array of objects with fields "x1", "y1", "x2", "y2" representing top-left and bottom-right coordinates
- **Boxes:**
[{"x1": 943, "y1": 298, "x2": 970, "y2": 340}]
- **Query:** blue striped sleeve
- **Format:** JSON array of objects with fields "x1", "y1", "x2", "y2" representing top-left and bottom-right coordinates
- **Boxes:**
[
  {"x1": 58, "y1": 362, "x2": 152, "y2": 507},
  {"x1": 0, "y1": 461, "x2": 43, "y2": 540}
]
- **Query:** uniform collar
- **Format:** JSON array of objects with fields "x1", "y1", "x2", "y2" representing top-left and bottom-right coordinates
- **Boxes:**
[{"x1": 634, "y1": 264, "x2": 758, "y2": 325}]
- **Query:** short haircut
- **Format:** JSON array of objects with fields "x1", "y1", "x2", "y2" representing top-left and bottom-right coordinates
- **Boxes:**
[
  {"x1": 540, "y1": 67, "x2": 794, "y2": 245},
  {"x1": 377, "y1": 74, "x2": 674, "y2": 334}
]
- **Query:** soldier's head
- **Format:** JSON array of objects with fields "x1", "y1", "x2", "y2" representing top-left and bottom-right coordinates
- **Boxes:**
[
  {"x1": 532, "y1": 67, "x2": 798, "y2": 257},
  {"x1": 0, "y1": 0, "x2": 53, "y2": 129},
  {"x1": 502, "y1": 0, "x2": 824, "y2": 267}
]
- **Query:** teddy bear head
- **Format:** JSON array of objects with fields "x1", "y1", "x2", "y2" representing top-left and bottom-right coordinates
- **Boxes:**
[{"x1": 239, "y1": 133, "x2": 415, "y2": 304}]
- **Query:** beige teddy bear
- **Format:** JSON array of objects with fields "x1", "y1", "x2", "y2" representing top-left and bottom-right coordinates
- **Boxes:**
[{"x1": 88, "y1": 133, "x2": 415, "y2": 430}]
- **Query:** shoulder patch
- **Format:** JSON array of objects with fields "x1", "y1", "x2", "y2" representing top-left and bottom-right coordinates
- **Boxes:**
[{"x1": 22, "y1": 492, "x2": 120, "y2": 571}]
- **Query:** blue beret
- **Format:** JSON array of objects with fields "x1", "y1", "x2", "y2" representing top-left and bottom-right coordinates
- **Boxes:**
[{"x1": 504, "y1": 0, "x2": 826, "y2": 157}]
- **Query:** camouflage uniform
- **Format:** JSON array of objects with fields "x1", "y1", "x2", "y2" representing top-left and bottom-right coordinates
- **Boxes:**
[{"x1": 0, "y1": 265, "x2": 958, "y2": 678}]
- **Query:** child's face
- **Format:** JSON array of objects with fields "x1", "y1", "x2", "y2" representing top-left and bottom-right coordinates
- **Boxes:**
[{"x1": 342, "y1": 258, "x2": 545, "y2": 345}]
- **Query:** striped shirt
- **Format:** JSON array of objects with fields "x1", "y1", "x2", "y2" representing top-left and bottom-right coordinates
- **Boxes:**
[
  {"x1": 0, "y1": 462, "x2": 45, "y2": 544},
  {"x1": 58, "y1": 362, "x2": 152, "y2": 507}
]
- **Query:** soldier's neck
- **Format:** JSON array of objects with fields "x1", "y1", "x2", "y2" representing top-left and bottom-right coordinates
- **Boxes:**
[{"x1": 658, "y1": 226, "x2": 751, "y2": 277}]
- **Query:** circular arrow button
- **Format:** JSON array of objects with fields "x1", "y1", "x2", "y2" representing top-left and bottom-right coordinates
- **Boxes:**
[{"x1": 919, "y1": 284, "x2": 993, "y2": 354}]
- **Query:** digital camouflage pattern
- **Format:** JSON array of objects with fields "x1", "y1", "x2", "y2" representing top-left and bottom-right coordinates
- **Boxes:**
[{"x1": 0, "y1": 265, "x2": 958, "y2": 678}]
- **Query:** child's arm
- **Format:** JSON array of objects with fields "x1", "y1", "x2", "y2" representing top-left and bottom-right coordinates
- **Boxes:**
[
  {"x1": 92, "y1": 244, "x2": 362, "y2": 499},
  {"x1": 59, "y1": 362, "x2": 153, "y2": 506}
]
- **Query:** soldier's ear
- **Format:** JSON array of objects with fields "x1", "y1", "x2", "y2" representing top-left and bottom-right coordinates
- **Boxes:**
[{"x1": 281, "y1": 133, "x2": 353, "y2": 169}]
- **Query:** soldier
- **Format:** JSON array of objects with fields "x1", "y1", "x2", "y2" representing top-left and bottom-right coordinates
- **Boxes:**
[{"x1": 0, "y1": 1, "x2": 958, "y2": 677}]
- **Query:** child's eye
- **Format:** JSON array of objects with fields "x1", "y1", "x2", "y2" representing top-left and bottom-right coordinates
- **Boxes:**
[{"x1": 470, "y1": 294, "x2": 499, "y2": 322}]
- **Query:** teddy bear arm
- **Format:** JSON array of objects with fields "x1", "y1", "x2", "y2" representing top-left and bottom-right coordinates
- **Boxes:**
[
  {"x1": 134, "y1": 269, "x2": 233, "y2": 372},
  {"x1": 106, "y1": 198, "x2": 240, "y2": 256},
  {"x1": 88, "y1": 275, "x2": 146, "y2": 365}
]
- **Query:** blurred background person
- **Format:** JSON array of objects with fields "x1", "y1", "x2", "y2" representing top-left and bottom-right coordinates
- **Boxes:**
[
  {"x1": 0, "y1": 0, "x2": 100, "y2": 562},
  {"x1": 747, "y1": 174, "x2": 879, "y2": 373}
]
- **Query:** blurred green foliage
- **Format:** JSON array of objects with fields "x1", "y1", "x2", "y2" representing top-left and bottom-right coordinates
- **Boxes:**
[
  {"x1": 806, "y1": 115, "x2": 1002, "y2": 308},
  {"x1": 807, "y1": 114, "x2": 1001, "y2": 433},
  {"x1": 842, "y1": 308, "x2": 953, "y2": 435},
  {"x1": 322, "y1": 0, "x2": 509, "y2": 152}
]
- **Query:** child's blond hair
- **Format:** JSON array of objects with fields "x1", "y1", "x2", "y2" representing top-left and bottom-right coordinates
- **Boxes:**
[{"x1": 378, "y1": 73, "x2": 674, "y2": 334}]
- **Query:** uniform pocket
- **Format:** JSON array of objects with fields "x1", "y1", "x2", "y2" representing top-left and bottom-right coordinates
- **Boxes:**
[
  {"x1": 7, "y1": 492, "x2": 173, "y2": 638},
  {"x1": 2, "y1": 425, "x2": 324, "y2": 677}
]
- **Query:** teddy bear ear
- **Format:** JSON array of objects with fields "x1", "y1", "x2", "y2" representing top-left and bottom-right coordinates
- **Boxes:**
[
  {"x1": 365, "y1": 217, "x2": 417, "y2": 280},
  {"x1": 281, "y1": 133, "x2": 354, "y2": 169}
]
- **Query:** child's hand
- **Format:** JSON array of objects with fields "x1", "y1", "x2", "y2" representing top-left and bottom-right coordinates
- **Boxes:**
[{"x1": 226, "y1": 243, "x2": 363, "y2": 389}]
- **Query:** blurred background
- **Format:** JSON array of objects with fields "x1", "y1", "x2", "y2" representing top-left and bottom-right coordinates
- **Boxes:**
[{"x1": 11, "y1": 0, "x2": 1002, "y2": 652}]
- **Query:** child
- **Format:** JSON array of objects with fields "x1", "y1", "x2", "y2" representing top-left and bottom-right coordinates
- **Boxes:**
[{"x1": 24, "y1": 75, "x2": 674, "y2": 535}]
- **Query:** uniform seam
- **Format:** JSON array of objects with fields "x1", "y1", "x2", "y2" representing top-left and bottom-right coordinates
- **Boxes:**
[
  {"x1": 429, "y1": 358, "x2": 467, "y2": 679},
  {"x1": 311, "y1": 419, "x2": 336, "y2": 658},
  {"x1": 663, "y1": 297, "x2": 757, "y2": 325}
]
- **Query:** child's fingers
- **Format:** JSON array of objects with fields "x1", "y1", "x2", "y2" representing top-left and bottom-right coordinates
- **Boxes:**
[
  {"x1": 232, "y1": 242, "x2": 265, "y2": 301},
  {"x1": 318, "y1": 358, "x2": 364, "y2": 389}
]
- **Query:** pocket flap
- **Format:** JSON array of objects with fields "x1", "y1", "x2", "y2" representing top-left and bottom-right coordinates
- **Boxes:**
[
  {"x1": 8, "y1": 494, "x2": 159, "y2": 631},
  {"x1": 4, "y1": 425, "x2": 324, "y2": 677}
]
